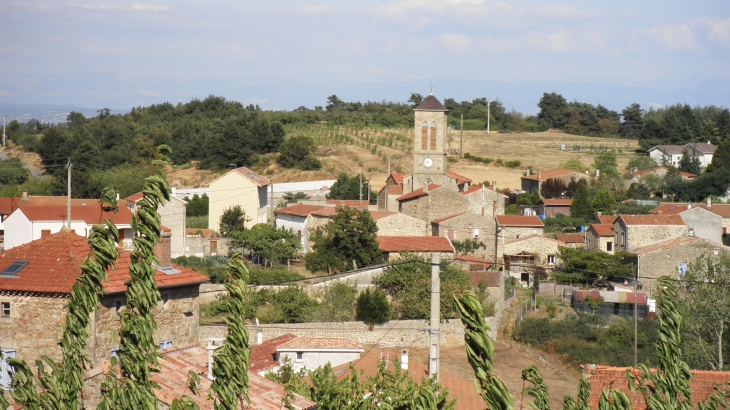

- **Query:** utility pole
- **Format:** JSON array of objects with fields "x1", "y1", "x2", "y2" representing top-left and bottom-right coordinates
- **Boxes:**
[
  {"x1": 429, "y1": 252, "x2": 441, "y2": 381},
  {"x1": 367, "y1": 173, "x2": 371, "y2": 205},
  {"x1": 66, "y1": 158, "x2": 72, "y2": 230},
  {"x1": 2, "y1": 115, "x2": 5, "y2": 148},
  {"x1": 359, "y1": 173, "x2": 363, "y2": 208},
  {"x1": 459, "y1": 114, "x2": 464, "y2": 158},
  {"x1": 270, "y1": 179, "x2": 274, "y2": 223},
  {"x1": 634, "y1": 263, "x2": 638, "y2": 367},
  {"x1": 487, "y1": 99, "x2": 490, "y2": 135},
  {"x1": 387, "y1": 157, "x2": 391, "y2": 176}
]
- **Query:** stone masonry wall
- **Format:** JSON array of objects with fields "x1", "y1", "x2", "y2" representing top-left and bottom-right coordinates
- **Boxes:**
[
  {"x1": 503, "y1": 237, "x2": 561, "y2": 265},
  {"x1": 434, "y1": 213, "x2": 496, "y2": 259},
  {"x1": 92, "y1": 285, "x2": 200, "y2": 365},
  {"x1": 626, "y1": 225, "x2": 687, "y2": 251},
  {"x1": 158, "y1": 197, "x2": 187, "y2": 258},
  {"x1": 463, "y1": 188, "x2": 505, "y2": 218},
  {"x1": 0, "y1": 293, "x2": 67, "y2": 364},
  {"x1": 376, "y1": 213, "x2": 428, "y2": 236}
]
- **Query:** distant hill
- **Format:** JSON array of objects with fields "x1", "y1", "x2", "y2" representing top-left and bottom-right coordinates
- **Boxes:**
[{"x1": 0, "y1": 103, "x2": 128, "y2": 124}]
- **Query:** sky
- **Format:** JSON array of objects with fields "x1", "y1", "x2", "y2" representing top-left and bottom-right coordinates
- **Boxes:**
[{"x1": 1, "y1": 0, "x2": 729, "y2": 115}]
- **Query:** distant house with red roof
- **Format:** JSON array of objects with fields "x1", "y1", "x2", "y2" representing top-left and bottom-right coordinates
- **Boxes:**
[
  {"x1": 557, "y1": 233, "x2": 585, "y2": 248},
  {"x1": 275, "y1": 203, "x2": 328, "y2": 252},
  {"x1": 126, "y1": 192, "x2": 188, "y2": 257},
  {"x1": 184, "y1": 228, "x2": 229, "y2": 257},
  {"x1": 538, "y1": 198, "x2": 573, "y2": 217},
  {"x1": 495, "y1": 215, "x2": 545, "y2": 245},
  {"x1": 521, "y1": 168, "x2": 589, "y2": 193},
  {"x1": 0, "y1": 230, "x2": 208, "y2": 390},
  {"x1": 208, "y1": 166, "x2": 271, "y2": 233},
  {"x1": 502, "y1": 236, "x2": 565, "y2": 284},
  {"x1": 276, "y1": 337, "x2": 365, "y2": 372},
  {"x1": 376, "y1": 236, "x2": 454, "y2": 260},
  {"x1": 586, "y1": 223, "x2": 615, "y2": 254}
]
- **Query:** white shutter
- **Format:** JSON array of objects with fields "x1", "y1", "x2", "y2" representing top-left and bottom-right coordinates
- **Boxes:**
[{"x1": 1, "y1": 349, "x2": 16, "y2": 390}]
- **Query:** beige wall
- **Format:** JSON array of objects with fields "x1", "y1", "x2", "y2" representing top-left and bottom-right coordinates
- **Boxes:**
[
  {"x1": 0, "y1": 294, "x2": 67, "y2": 365},
  {"x1": 463, "y1": 188, "x2": 505, "y2": 218},
  {"x1": 158, "y1": 197, "x2": 187, "y2": 258},
  {"x1": 503, "y1": 237, "x2": 561, "y2": 266},
  {"x1": 615, "y1": 220, "x2": 687, "y2": 252},
  {"x1": 208, "y1": 171, "x2": 265, "y2": 233},
  {"x1": 586, "y1": 231, "x2": 614, "y2": 254},
  {"x1": 399, "y1": 188, "x2": 469, "y2": 225},
  {"x1": 376, "y1": 213, "x2": 428, "y2": 236},
  {"x1": 433, "y1": 213, "x2": 496, "y2": 259},
  {"x1": 412, "y1": 109, "x2": 448, "y2": 189}
]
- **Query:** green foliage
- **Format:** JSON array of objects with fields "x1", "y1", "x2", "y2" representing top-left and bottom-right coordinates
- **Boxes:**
[
  {"x1": 542, "y1": 214, "x2": 587, "y2": 234},
  {"x1": 172, "y1": 255, "x2": 230, "y2": 283},
  {"x1": 184, "y1": 194, "x2": 209, "y2": 217},
  {"x1": 270, "y1": 286, "x2": 318, "y2": 323},
  {"x1": 616, "y1": 202, "x2": 655, "y2": 215},
  {"x1": 570, "y1": 183, "x2": 595, "y2": 221},
  {"x1": 463, "y1": 152, "x2": 494, "y2": 165},
  {"x1": 538, "y1": 92, "x2": 569, "y2": 129},
  {"x1": 521, "y1": 366, "x2": 550, "y2": 410},
  {"x1": 326, "y1": 172, "x2": 376, "y2": 203},
  {"x1": 541, "y1": 177, "x2": 567, "y2": 199},
  {"x1": 231, "y1": 223, "x2": 301, "y2": 266},
  {"x1": 186, "y1": 215, "x2": 208, "y2": 229},
  {"x1": 310, "y1": 282, "x2": 358, "y2": 322},
  {"x1": 679, "y1": 149, "x2": 702, "y2": 175},
  {"x1": 0, "y1": 158, "x2": 30, "y2": 185},
  {"x1": 562, "y1": 157, "x2": 589, "y2": 172},
  {"x1": 375, "y1": 256, "x2": 471, "y2": 319},
  {"x1": 665, "y1": 168, "x2": 730, "y2": 201},
  {"x1": 355, "y1": 288, "x2": 391, "y2": 329},
  {"x1": 626, "y1": 155, "x2": 657, "y2": 172},
  {"x1": 218, "y1": 205, "x2": 250, "y2": 237},
  {"x1": 555, "y1": 247, "x2": 634, "y2": 283},
  {"x1": 452, "y1": 238, "x2": 486, "y2": 256},
  {"x1": 276, "y1": 136, "x2": 322, "y2": 170},
  {"x1": 592, "y1": 190, "x2": 617, "y2": 216},
  {"x1": 593, "y1": 152, "x2": 618, "y2": 172},
  {"x1": 583, "y1": 295, "x2": 605, "y2": 314},
  {"x1": 278, "y1": 191, "x2": 309, "y2": 207},
  {"x1": 305, "y1": 207, "x2": 382, "y2": 273},
  {"x1": 621, "y1": 103, "x2": 644, "y2": 139},
  {"x1": 92, "y1": 164, "x2": 149, "y2": 199}
]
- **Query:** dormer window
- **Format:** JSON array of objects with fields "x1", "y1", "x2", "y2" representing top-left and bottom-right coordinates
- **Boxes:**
[{"x1": 1, "y1": 261, "x2": 29, "y2": 278}]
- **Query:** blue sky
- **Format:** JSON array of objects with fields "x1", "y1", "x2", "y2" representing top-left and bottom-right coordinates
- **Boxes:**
[{"x1": 1, "y1": 0, "x2": 729, "y2": 114}]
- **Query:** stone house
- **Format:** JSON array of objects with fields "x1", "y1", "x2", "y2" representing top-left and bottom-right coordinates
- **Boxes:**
[
  {"x1": 502, "y1": 235, "x2": 565, "y2": 284},
  {"x1": 538, "y1": 199, "x2": 572, "y2": 217},
  {"x1": 275, "y1": 203, "x2": 327, "y2": 253},
  {"x1": 495, "y1": 215, "x2": 544, "y2": 259},
  {"x1": 184, "y1": 228, "x2": 229, "y2": 257},
  {"x1": 630, "y1": 236, "x2": 730, "y2": 298},
  {"x1": 0, "y1": 230, "x2": 208, "y2": 390},
  {"x1": 126, "y1": 192, "x2": 188, "y2": 257},
  {"x1": 3, "y1": 204, "x2": 134, "y2": 251},
  {"x1": 373, "y1": 212, "x2": 428, "y2": 237},
  {"x1": 586, "y1": 223, "x2": 615, "y2": 254},
  {"x1": 520, "y1": 168, "x2": 589, "y2": 193},
  {"x1": 613, "y1": 214, "x2": 687, "y2": 252},
  {"x1": 651, "y1": 201, "x2": 730, "y2": 242},
  {"x1": 377, "y1": 173, "x2": 408, "y2": 212},
  {"x1": 431, "y1": 212, "x2": 496, "y2": 259},
  {"x1": 460, "y1": 184, "x2": 507, "y2": 218},
  {"x1": 276, "y1": 337, "x2": 364, "y2": 372},
  {"x1": 376, "y1": 236, "x2": 454, "y2": 261},
  {"x1": 397, "y1": 184, "x2": 469, "y2": 224},
  {"x1": 557, "y1": 233, "x2": 585, "y2": 248},
  {"x1": 625, "y1": 167, "x2": 696, "y2": 190},
  {"x1": 208, "y1": 166, "x2": 270, "y2": 232}
]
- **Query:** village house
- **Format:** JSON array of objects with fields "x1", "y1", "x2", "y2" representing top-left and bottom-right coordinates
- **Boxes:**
[
  {"x1": 460, "y1": 184, "x2": 507, "y2": 218},
  {"x1": 502, "y1": 235, "x2": 565, "y2": 285},
  {"x1": 685, "y1": 142, "x2": 717, "y2": 168},
  {"x1": 275, "y1": 203, "x2": 328, "y2": 252},
  {"x1": 586, "y1": 223, "x2": 615, "y2": 254},
  {"x1": 647, "y1": 145, "x2": 686, "y2": 167},
  {"x1": 275, "y1": 337, "x2": 365, "y2": 372},
  {"x1": 431, "y1": 212, "x2": 496, "y2": 259},
  {"x1": 3, "y1": 203, "x2": 134, "y2": 251},
  {"x1": 651, "y1": 200, "x2": 730, "y2": 244},
  {"x1": 556, "y1": 233, "x2": 586, "y2": 248},
  {"x1": 208, "y1": 166, "x2": 270, "y2": 233},
  {"x1": 184, "y1": 228, "x2": 229, "y2": 257},
  {"x1": 248, "y1": 334, "x2": 298, "y2": 376},
  {"x1": 495, "y1": 215, "x2": 545, "y2": 261},
  {"x1": 377, "y1": 173, "x2": 408, "y2": 212},
  {"x1": 625, "y1": 166, "x2": 696, "y2": 190},
  {"x1": 538, "y1": 198, "x2": 572, "y2": 217},
  {"x1": 397, "y1": 183, "x2": 470, "y2": 224},
  {"x1": 572, "y1": 290, "x2": 649, "y2": 318},
  {"x1": 520, "y1": 168, "x2": 589, "y2": 193},
  {"x1": 613, "y1": 214, "x2": 687, "y2": 252},
  {"x1": 0, "y1": 230, "x2": 208, "y2": 390},
  {"x1": 126, "y1": 192, "x2": 188, "y2": 257},
  {"x1": 376, "y1": 236, "x2": 454, "y2": 261}
]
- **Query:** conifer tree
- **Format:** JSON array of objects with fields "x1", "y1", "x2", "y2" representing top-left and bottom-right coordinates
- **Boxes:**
[{"x1": 570, "y1": 183, "x2": 594, "y2": 221}]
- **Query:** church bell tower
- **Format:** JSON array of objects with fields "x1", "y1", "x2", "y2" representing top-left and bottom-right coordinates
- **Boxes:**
[{"x1": 412, "y1": 92, "x2": 448, "y2": 191}]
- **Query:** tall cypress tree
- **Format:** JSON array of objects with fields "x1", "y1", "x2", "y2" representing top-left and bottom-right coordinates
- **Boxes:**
[{"x1": 570, "y1": 183, "x2": 595, "y2": 221}]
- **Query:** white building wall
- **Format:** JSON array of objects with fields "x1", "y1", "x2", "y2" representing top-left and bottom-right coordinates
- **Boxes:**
[
  {"x1": 278, "y1": 350, "x2": 361, "y2": 371},
  {"x1": 4, "y1": 212, "x2": 33, "y2": 250},
  {"x1": 275, "y1": 214, "x2": 308, "y2": 253}
]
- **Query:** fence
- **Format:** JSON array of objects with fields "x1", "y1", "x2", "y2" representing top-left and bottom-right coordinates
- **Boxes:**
[{"x1": 513, "y1": 290, "x2": 537, "y2": 337}]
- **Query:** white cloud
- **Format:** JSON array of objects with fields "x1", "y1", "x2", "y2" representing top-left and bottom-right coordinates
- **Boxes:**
[
  {"x1": 298, "y1": 5, "x2": 336, "y2": 15},
  {"x1": 440, "y1": 33, "x2": 471, "y2": 51},
  {"x1": 695, "y1": 17, "x2": 730, "y2": 48},
  {"x1": 68, "y1": 3, "x2": 119, "y2": 11},
  {"x1": 130, "y1": 3, "x2": 169, "y2": 12},
  {"x1": 648, "y1": 23, "x2": 696, "y2": 51},
  {"x1": 0, "y1": 90, "x2": 14, "y2": 99}
]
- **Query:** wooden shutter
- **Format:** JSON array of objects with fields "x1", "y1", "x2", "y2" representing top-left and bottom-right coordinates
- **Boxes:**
[
  {"x1": 430, "y1": 122, "x2": 437, "y2": 150},
  {"x1": 421, "y1": 122, "x2": 428, "y2": 150}
]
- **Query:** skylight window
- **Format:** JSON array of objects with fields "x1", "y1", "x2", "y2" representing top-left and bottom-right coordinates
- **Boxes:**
[{"x1": 0, "y1": 261, "x2": 29, "y2": 277}]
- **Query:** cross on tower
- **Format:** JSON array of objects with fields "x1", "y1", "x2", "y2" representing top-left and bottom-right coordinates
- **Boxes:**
[{"x1": 429, "y1": 81, "x2": 434, "y2": 95}]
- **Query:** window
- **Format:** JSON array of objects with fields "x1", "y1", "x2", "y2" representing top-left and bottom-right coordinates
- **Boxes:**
[
  {"x1": 1, "y1": 261, "x2": 29, "y2": 277},
  {"x1": 115, "y1": 300, "x2": 123, "y2": 314},
  {"x1": 606, "y1": 242, "x2": 613, "y2": 252},
  {"x1": 1, "y1": 303, "x2": 9, "y2": 318},
  {"x1": 160, "y1": 340, "x2": 172, "y2": 349},
  {"x1": 296, "y1": 352, "x2": 304, "y2": 362},
  {"x1": 1, "y1": 348, "x2": 16, "y2": 390},
  {"x1": 430, "y1": 121, "x2": 437, "y2": 150},
  {"x1": 210, "y1": 240, "x2": 218, "y2": 255},
  {"x1": 473, "y1": 229, "x2": 480, "y2": 239},
  {"x1": 547, "y1": 255, "x2": 556, "y2": 265},
  {"x1": 421, "y1": 122, "x2": 428, "y2": 150}
]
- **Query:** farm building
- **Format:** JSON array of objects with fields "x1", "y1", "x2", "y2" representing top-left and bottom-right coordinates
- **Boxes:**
[{"x1": 572, "y1": 290, "x2": 649, "y2": 319}]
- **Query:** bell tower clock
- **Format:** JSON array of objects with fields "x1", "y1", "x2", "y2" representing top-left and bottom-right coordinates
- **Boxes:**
[{"x1": 412, "y1": 92, "x2": 448, "y2": 191}]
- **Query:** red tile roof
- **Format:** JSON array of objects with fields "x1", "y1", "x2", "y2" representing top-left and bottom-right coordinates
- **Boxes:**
[
  {"x1": 325, "y1": 200, "x2": 363, "y2": 207},
  {"x1": 396, "y1": 184, "x2": 442, "y2": 202},
  {"x1": 185, "y1": 228, "x2": 216, "y2": 238},
  {"x1": 0, "y1": 231, "x2": 208, "y2": 295},
  {"x1": 431, "y1": 213, "x2": 465, "y2": 225},
  {"x1": 234, "y1": 166, "x2": 271, "y2": 187},
  {"x1": 496, "y1": 215, "x2": 544, "y2": 227},
  {"x1": 619, "y1": 214, "x2": 685, "y2": 226},
  {"x1": 0, "y1": 196, "x2": 115, "y2": 215},
  {"x1": 459, "y1": 185, "x2": 482, "y2": 195},
  {"x1": 629, "y1": 236, "x2": 730, "y2": 256},
  {"x1": 14, "y1": 204, "x2": 134, "y2": 226},
  {"x1": 249, "y1": 334, "x2": 298, "y2": 373},
  {"x1": 389, "y1": 173, "x2": 408, "y2": 184},
  {"x1": 521, "y1": 168, "x2": 576, "y2": 181},
  {"x1": 275, "y1": 204, "x2": 326, "y2": 218},
  {"x1": 326, "y1": 347, "x2": 482, "y2": 410},
  {"x1": 446, "y1": 171, "x2": 472, "y2": 185},
  {"x1": 589, "y1": 224, "x2": 614, "y2": 237},
  {"x1": 586, "y1": 365, "x2": 730, "y2": 409},
  {"x1": 369, "y1": 211, "x2": 397, "y2": 221},
  {"x1": 276, "y1": 337, "x2": 364, "y2": 351},
  {"x1": 376, "y1": 236, "x2": 454, "y2": 253},
  {"x1": 597, "y1": 215, "x2": 619, "y2": 225},
  {"x1": 650, "y1": 202, "x2": 730, "y2": 217},
  {"x1": 153, "y1": 342, "x2": 316, "y2": 410},
  {"x1": 540, "y1": 199, "x2": 573, "y2": 206},
  {"x1": 557, "y1": 233, "x2": 585, "y2": 243},
  {"x1": 125, "y1": 192, "x2": 144, "y2": 202}
]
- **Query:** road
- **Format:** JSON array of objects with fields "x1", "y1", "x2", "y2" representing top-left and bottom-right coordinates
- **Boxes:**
[{"x1": 0, "y1": 151, "x2": 44, "y2": 178}]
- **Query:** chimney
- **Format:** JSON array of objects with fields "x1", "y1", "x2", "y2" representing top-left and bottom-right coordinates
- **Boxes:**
[
  {"x1": 257, "y1": 328, "x2": 263, "y2": 345},
  {"x1": 21, "y1": 190, "x2": 28, "y2": 200},
  {"x1": 401, "y1": 349, "x2": 409, "y2": 370},
  {"x1": 154, "y1": 228, "x2": 173, "y2": 268},
  {"x1": 688, "y1": 228, "x2": 695, "y2": 237},
  {"x1": 537, "y1": 171, "x2": 541, "y2": 180},
  {"x1": 708, "y1": 141, "x2": 711, "y2": 145},
  {"x1": 116, "y1": 193, "x2": 120, "y2": 201},
  {"x1": 707, "y1": 197, "x2": 712, "y2": 209},
  {"x1": 595, "y1": 169, "x2": 600, "y2": 177},
  {"x1": 423, "y1": 182, "x2": 429, "y2": 194},
  {"x1": 206, "y1": 338, "x2": 225, "y2": 380},
  {"x1": 526, "y1": 168, "x2": 530, "y2": 176},
  {"x1": 492, "y1": 181, "x2": 497, "y2": 191},
  {"x1": 687, "y1": 203, "x2": 692, "y2": 210},
  {"x1": 597, "y1": 211, "x2": 602, "y2": 216}
]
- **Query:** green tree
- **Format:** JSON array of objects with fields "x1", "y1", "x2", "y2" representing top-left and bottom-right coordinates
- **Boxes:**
[
  {"x1": 569, "y1": 183, "x2": 594, "y2": 220},
  {"x1": 591, "y1": 190, "x2": 617, "y2": 215},
  {"x1": 271, "y1": 286, "x2": 318, "y2": 323},
  {"x1": 540, "y1": 177, "x2": 566, "y2": 199},
  {"x1": 583, "y1": 295, "x2": 604, "y2": 315},
  {"x1": 305, "y1": 207, "x2": 382, "y2": 273},
  {"x1": 184, "y1": 194, "x2": 209, "y2": 217},
  {"x1": 593, "y1": 151, "x2": 617, "y2": 172},
  {"x1": 218, "y1": 205, "x2": 250, "y2": 237},
  {"x1": 537, "y1": 92, "x2": 568, "y2": 129},
  {"x1": 310, "y1": 282, "x2": 358, "y2": 322},
  {"x1": 0, "y1": 158, "x2": 30, "y2": 185},
  {"x1": 562, "y1": 157, "x2": 588, "y2": 172},
  {"x1": 626, "y1": 156, "x2": 657, "y2": 172},
  {"x1": 233, "y1": 223, "x2": 301, "y2": 267},
  {"x1": 276, "y1": 136, "x2": 322, "y2": 170},
  {"x1": 408, "y1": 93, "x2": 424, "y2": 108},
  {"x1": 620, "y1": 103, "x2": 644, "y2": 139},
  {"x1": 452, "y1": 238, "x2": 486, "y2": 256},
  {"x1": 700, "y1": 119, "x2": 721, "y2": 145},
  {"x1": 679, "y1": 149, "x2": 702, "y2": 175},
  {"x1": 554, "y1": 247, "x2": 633, "y2": 284},
  {"x1": 326, "y1": 172, "x2": 376, "y2": 203},
  {"x1": 355, "y1": 288, "x2": 391, "y2": 330}
]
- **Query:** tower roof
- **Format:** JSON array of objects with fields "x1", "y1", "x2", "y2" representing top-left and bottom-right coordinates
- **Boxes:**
[{"x1": 414, "y1": 95, "x2": 448, "y2": 112}]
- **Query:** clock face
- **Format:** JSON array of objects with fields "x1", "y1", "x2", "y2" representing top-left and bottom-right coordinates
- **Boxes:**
[{"x1": 423, "y1": 157, "x2": 433, "y2": 168}]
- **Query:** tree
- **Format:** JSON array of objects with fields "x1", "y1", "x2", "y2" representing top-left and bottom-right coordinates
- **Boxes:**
[
  {"x1": 554, "y1": 247, "x2": 634, "y2": 284},
  {"x1": 218, "y1": 205, "x2": 249, "y2": 237},
  {"x1": 355, "y1": 288, "x2": 391, "y2": 330},
  {"x1": 537, "y1": 92, "x2": 568, "y2": 129},
  {"x1": 620, "y1": 103, "x2": 644, "y2": 139},
  {"x1": 626, "y1": 156, "x2": 658, "y2": 172},
  {"x1": 679, "y1": 149, "x2": 702, "y2": 175},
  {"x1": 0, "y1": 158, "x2": 30, "y2": 185},
  {"x1": 593, "y1": 151, "x2": 617, "y2": 172},
  {"x1": 310, "y1": 282, "x2": 358, "y2": 322},
  {"x1": 276, "y1": 136, "x2": 321, "y2": 170},
  {"x1": 677, "y1": 254, "x2": 730, "y2": 370},
  {"x1": 452, "y1": 238, "x2": 486, "y2": 256},
  {"x1": 234, "y1": 223, "x2": 301, "y2": 267},
  {"x1": 708, "y1": 139, "x2": 730, "y2": 173},
  {"x1": 565, "y1": 178, "x2": 587, "y2": 198},
  {"x1": 569, "y1": 183, "x2": 595, "y2": 221},
  {"x1": 326, "y1": 172, "x2": 376, "y2": 203},
  {"x1": 583, "y1": 295, "x2": 604, "y2": 315},
  {"x1": 184, "y1": 193, "x2": 209, "y2": 217},
  {"x1": 408, "y1": 93, "x2": 424, "y2": 108},
  {"x1": 540, "y1": 177, "x2": 566, "y2": 199},
  {"x1": 270, "y1": 286, "x2": 318, "y2": 323},
  {"x1": 562, "y1": 157, "x2": 588, "y2": 172},
  {"x1": 325, "y1": 95, "x2": 345, "y2": 112},
  {"x1": 592, "y1": 190, "x2": 617, "y2": 215},
  {"x1": 305, "y1": 207, "x2": 382, "y2": 273}
]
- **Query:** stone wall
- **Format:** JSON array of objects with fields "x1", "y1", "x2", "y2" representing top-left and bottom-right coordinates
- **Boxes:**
[
  {"x1": 92, "y1": 285, "x2": 200, "y2": 364},
  {"x1": 399, "y1": 188, "x2": 468, "y2": 225},
  {"x1": 199, "y1": 318, "x2": 499, "y2": 348},
  {"x1": 463, "y1": 188, "x2": 505, "y2": 218},
  {"x1": 200, "y1": 283, "x2": 228, "y2": 304},
  {"x1": 585, "y1": 230, "x2": 613, "y2": 254},
  {"x1": 376, "y1": 213, "x2": 428, "y2": 236},
  {"x1": 626, "y1": 224, "x2": 687, "y2": 251},
  {"x1": 0, "y1": 293, "x2": 67, "y2": 365},
  {"x1": 185, "y1": 236, "x2": 230, "y2": 257},
  {"x1": 503, "y1": 237, "x2": 562, "y2": 265},
  {"x1": 433, "y1": 213, "x2": 497, "y2": 259},
  {"x1": 158, "y1": 197, "x2": 187, "y2": 258}
]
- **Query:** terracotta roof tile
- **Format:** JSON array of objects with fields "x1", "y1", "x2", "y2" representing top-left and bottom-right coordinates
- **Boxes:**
[
  {"x1": 234, "y1": 166, "x2": 270, "y2": 187},
  {"x1": 369, "y1": 211, "x2": 397, "y2": 221},
  {"x1": 496, "y1": 215, "x2": 544, "y2": 227},
  {"x1": 185, "y1": 228, "x2": 216, "y2": 238},
  {"x1": 651, "y1": 202, "x2": 730, "y2": 217},
  {"x1": 376, "y1": 236, "x2": 454, "y2": 253},
  {"x1": 275, "y1": 204, "x2": 326, "y2": 218},
  {"x1": 597, "y1": 215, "x2": 619, "y2": 225},
  {"x1": 15, "y1": 204, "x2": 133, "y2": 226},
  {"x1": 629, "y1": 236, "x2": 730, "y2": 256},
  {"x1": 389, "y1": 173, "x2": 408, "y2": 184},
  {"x1": 0, "y1": 231, "x2": 208, "y2": 295},
  {"x1": 249, "y1": 334, "x2": 298, "y2": 373},
  {"x1": 414, "y1": 95, "x2": 448, "y2": 111},
  {"x1": 557, "y1": 233, "x2": 585, "y2": 243},
  {"x1": 431, "y1": 213, "x2": 466, "y2": 225},
  {"x1": 126, "y1": 192, "x2": 144, "y2": 202},
  {"x1": 396, "y1": 184, "x2": 442, "y2": 202},
  {"x1": 521, "y1": 168, "x2": 577, "y2": 181},
  {"x1": 589, "y1": 224, "x2": 614, "y2": 237},
  {"x1": 446, "y1": 171, "x2": 472, "y2": 185},
  {"x1": 276, "y1": 337, "x2": 364, "y2": 351},
  {"x1": 540, "y1": 199, "x2": 573, "y2": 206},
  {"x1": 619, "y1": 214, "x2": 685, "y2": 226}
]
